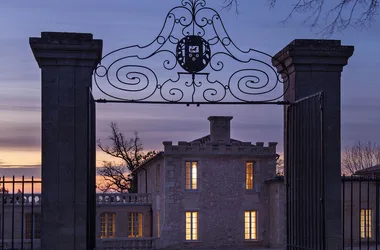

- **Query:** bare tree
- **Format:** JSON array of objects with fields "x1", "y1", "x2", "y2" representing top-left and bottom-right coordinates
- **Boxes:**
[
  {"x1": 341, "y1": 141, "x2": 380, "y2": 175},
  {"x1": 276, "y1": 158, "x2": 284, "y2": 176},
  {"x1": 97, "y1": 122, "x2": 158, "y2": 193},
  {"x1": 223, "y1": 0, "x2": 379, "y2": 36},
  {"x1": 222, "y1": 0, "x2": 239, "y2": 13},
  {"x1": 0, "y1": 177, "x2": 9, "y2": 194}
]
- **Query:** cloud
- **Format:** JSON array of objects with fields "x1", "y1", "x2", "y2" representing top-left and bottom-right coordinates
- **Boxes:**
[
  {"x1": 0, "y1": 164, "x2": 40, "y2": 169},
  {"x1": 0, "y1": 123, "x2": 40, "y2": 149},
  {"x1": 0, "y1": 166, "x2": 41, "y2": 178}
]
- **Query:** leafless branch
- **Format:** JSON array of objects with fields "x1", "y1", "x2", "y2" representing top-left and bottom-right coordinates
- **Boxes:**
[
  {"x1": 224, "y1": 0, "x2": 378, "y2": 36},
  {"x1": 341, "y1": 141, "x2": 380, "y2": 175},
  {"x1": 276, "y1": 158, "x2": 284, "y2": 176},
  {"x1": 97, "y1": 122, "x2": 159, "y2": 193},
  {"x1": 222, "y1": 0, "x2": 240, "y2": 14}
]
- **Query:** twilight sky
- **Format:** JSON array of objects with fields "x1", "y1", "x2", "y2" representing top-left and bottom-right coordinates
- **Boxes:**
[{"x1": 1, "y1": 0, "x2": 379, "y2": 178}]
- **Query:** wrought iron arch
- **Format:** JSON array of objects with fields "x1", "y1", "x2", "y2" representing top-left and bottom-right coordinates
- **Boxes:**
[{"x1": 94, "y1": 0, "x2": 289, "y2": 105}]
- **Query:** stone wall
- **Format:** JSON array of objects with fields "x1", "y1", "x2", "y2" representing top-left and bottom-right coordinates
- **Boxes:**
[
  {"x1": 155, "y1": 139, "x2": 277, "y2": 249},
  {"x1": 1, "y1": 180, "x2": 378, "y2": 249},
  {"x1": 136, "y1": 155, "x2": 165, "y2": 239},
  {"x1": 96, "y1": 204, "x2": 152, "y2": 238},
  {"x1": 267, "y1": 178, "x2": 286, "y2": 247}
]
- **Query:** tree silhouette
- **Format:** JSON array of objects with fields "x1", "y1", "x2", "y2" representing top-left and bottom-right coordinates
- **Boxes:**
[
  {"x1": 223, "y1": 0, "x2": 379, "y2": 36},
  {"x1": 97, "y1": 122, "x2": 158, "y2": 193},
  {"x1": 341, "y1": 141, "x2": 380, "y2": 175}
]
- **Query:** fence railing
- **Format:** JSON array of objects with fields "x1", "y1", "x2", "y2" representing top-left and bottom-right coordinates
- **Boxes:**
[
  {"x1": 1, "y1": 193, "x2": 152, "y2": 206},
  {"x1": 96, "y1": 237, "x2": 156, "y2": 250},
  {"x1": 342, "y1": 176, "x2": 380, "y2": 250},
  {"x1": 1, "y1": 176, "x2": 42, "y2": 250},
  {"x1": 1, "y1": 194, "x2": 41, "y2": 206},
  {"x1": 96, "y1": 193, "x2": 151, "y2": 205}
]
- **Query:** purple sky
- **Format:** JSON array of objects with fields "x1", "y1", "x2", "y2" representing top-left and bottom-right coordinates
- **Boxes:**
[{"x1": 1, "y1": 0, "x2": 380, "y2": 177}]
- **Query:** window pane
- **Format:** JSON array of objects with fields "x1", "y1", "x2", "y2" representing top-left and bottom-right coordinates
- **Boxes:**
[
  {"x1": 192, "y1": 212, "x2": 198, "y2": 240},
  {"x1": 192, "y1": 162, "x2": 197, "y2": 190},
  {"x1": 251, "y1": 211, "x2": 257, "y2": 240},
  {"x1": 186, "y1": 212, "x2": 191, "y2": 240},
  {"x1": 138, "y1": 213, "x2": 143, "y2": 237},
  {"x1": 110, "y1": 213, "x2": 115, "y2": 237},
  {"x1": 360, "y1": 209, "x2": 372, "y2": 238},
  {"x1": 157, "y1": 211, "x2": 160, "y2": 237},
  {"x1": 246, "y1": 162, "x2": 254, "y2": 190},
  {"x1": 185, "y1": 212, "x2": 198, "y2": 241},
  {"x1": 100, "y1": 212, "x2": 115, "y2": 238},
  {"x1": 129, "y1": 213, "x2": 136, "y2": 238},
  {"x1": 244, "y1": 211, "x2": 257, "y2": 240},
  {"x1": 186, "y1": 162, "x2": 198, "y2": 190},
  {"x1": 186, "y1": 162, "x2": 191, "y2": 189},
  {"x1": 128, "y1": 212, "x2": 143, "y2": 238}
]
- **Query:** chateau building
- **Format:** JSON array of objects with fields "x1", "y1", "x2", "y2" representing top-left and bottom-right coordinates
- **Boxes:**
[
  {"x1": 133, "y1": 116, "x2": 281, "y2": 249},
  {"x1": 0, "y1": 116, "x2": 377, "y2": 249}
]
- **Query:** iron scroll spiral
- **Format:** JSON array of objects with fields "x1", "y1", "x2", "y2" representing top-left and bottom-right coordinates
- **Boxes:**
[{"x1": 94, "y1": 0, "x2": 289, "y2": 104}]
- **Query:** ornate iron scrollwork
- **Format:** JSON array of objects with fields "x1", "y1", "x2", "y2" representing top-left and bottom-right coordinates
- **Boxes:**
[{"x1": 94, "y1": 0, "x2": 289, "y2": 104}]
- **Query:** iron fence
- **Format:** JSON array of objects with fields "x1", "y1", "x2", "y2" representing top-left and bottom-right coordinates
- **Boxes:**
[
  {"x1": 342, "y1": 176, "x2": 380, "y2": 250},
  {"x1": 0, "y1": 176, "x2": 41, "y2": 250},
  {"x1": 286, "y1": 92, "x2": 325, "y2": 250}
]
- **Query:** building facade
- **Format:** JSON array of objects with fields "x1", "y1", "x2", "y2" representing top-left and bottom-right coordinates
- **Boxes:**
[
  {"x1": 134, "y1": 116, "x2": 281, "y2": 249},
  {"x1": 1, "y1": 117, "x2": 378, "y2": 249}
]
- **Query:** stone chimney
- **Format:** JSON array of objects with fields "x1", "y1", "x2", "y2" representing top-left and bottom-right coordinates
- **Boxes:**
[{"x1": 208, "y1": 116, "x2": 233, "y2": 144}]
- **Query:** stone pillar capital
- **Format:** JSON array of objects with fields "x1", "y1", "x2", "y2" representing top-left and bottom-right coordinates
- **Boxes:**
[
  {"x1": 272, "y1": 39, "x2": 354, "y2": 73},
  {"x1": 30, "y1": 32, "x2": 102, "y2": 68}
]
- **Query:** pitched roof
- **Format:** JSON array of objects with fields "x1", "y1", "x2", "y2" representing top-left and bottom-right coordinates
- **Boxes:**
[
  {"x1": 191, "y1": 135, "x2": 243, "y2": 146},
  {"x1": 132, "y1": 151, "x2": 164, "y2": 173},
  {"x1": 355, "y1": 164, "x2": 380, "y2": 175}
]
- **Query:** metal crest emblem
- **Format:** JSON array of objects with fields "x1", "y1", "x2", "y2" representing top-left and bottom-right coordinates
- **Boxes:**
[{"x1": 176, "y1": 35, "x2": 211, "y2": 74}]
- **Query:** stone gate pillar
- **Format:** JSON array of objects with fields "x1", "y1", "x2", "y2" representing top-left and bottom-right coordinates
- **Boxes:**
[
  {"x1": 273, "y1": 40, "x2": 354, "y2": 249},
  {"x1": 30, "y1": 32, "x2": 102, "y2": 250}
]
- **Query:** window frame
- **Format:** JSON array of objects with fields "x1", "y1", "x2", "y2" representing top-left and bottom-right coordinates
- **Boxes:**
[
  {"x1": 185, "y1": 211, "x2": 198, "y2": 241},
  {"x1": 100, "y1": 212, "x2": 116, "y2": 239},
  {"x1": 245, "y1": 161, "x2": 255, "y2": 190},
  {"x1": 360, "y1": 209, "x2": 372, "y2": 239},
  {"x1": 128, "y1": 212, "x2": 143, "y2": 238},
  {"x1": 244, "y1": 210, "x2": 257, "y2": 240},
  {"x1": 185, "y1": 161, "x2": 198, "y2": 191},
  {"x1": 157, "y1": 210, "x2": 160, "y2": 237},
  {"x1": 156, "y1": 165, "x2": 160, "y2": 193}
]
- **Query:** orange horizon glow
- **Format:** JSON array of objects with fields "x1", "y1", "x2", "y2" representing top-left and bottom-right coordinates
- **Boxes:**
[
  {"x1": 0, "y1": 149, "x2": 130, "y2": 167},
  {"x1": 0, "y1": 175, "x2": 122, "y2": 194}
]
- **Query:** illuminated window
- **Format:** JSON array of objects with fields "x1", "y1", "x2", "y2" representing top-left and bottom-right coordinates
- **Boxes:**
[
  {"x1": 361, "y1": 209, "x2": 372, "y2": 238},
  {"x1": 157, "y1": 211, "x2": 160, "y2": 237},
  {"x1": 185, "y1": 212, "x2": 198, "y2": 241},
  {"x1": 156, "y1": 165, "x2": 160, "y2": 193},
  {"x1": 128, "y1": 212, "x2": 143, "y2": 238},
  {"x1": 25, "y1": 213, "x2": 41, "y2": 239},
  {"x1": 244, "y1": 211, "x2": 257, "y2": 240},
  {"x1": 186, "y1": 162, "x2": 197, "y2": 190},
  {"x1": 246, "y1": 162, "x2": 254, "y2": 190},
  {"x1": 100, "y1": 212, "x2": 115, "y2": 238}
]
